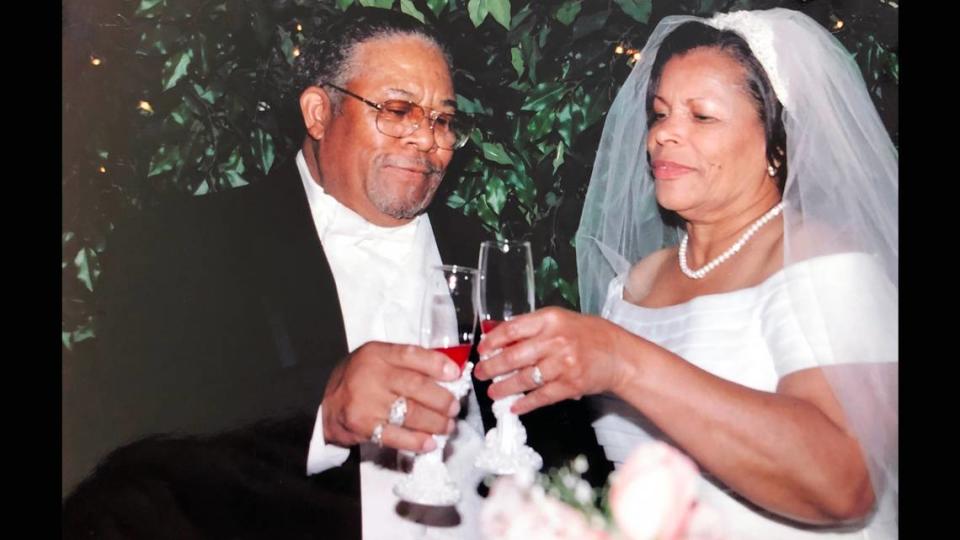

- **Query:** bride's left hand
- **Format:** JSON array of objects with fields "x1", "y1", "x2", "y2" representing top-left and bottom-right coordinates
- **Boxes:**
[{"x1": 473, "y1": 307, "x2": 636, "y2": 415}]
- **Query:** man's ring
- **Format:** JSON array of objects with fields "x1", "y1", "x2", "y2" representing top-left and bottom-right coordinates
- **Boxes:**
[
  {"x1": 371, "y1": 423, "x2": 385, "y2": 446},
  {"x1": 388, "y1": 396, "x2": 408, "y2": 426},
  {"x1": 531, "y1": 365, "x2": 544, "y2": 387}
]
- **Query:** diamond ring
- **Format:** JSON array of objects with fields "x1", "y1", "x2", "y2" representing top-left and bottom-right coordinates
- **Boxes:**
[
  {"x1": 371, "y1": 423, "x2": 385, "y2": 446},
  {"x1": 531, "y1": 365, "x2": 544, "y2": 387},
  {"x1": 388, "y1": 396, "x2": 408, "y2": 426}
]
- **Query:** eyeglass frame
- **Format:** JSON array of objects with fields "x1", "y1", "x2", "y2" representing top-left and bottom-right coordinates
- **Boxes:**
[{"x1": 320, "y1": 82, "x2": 473, "y2": 150}]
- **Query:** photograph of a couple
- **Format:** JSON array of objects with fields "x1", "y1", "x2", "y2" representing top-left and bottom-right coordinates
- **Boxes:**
[{"x1": 63, "y1": 1, "x2": 897, "y2": 538}]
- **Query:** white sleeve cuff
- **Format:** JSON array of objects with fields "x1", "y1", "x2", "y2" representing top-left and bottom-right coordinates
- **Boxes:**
[{"x1": 306, "y1": 403, "x2": 351, "y2": 475}]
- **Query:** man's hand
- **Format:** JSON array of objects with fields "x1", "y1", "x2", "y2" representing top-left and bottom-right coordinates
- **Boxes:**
[{"x1": 322, "y1": 342, "x2": 462, "y2": 453}]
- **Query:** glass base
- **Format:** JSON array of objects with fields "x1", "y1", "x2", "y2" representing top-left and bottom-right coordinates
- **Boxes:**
[
  {"x1": 393, "y1": 475, "x2": 461, "y2": 506},
  {"x1": 474, "y1": 435, "x2": 543, "y2": 475}
]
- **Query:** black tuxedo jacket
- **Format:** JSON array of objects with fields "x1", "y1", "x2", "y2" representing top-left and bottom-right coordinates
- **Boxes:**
[{"x1": 63, "y1": 156, "x2": 611, "y2": 539}]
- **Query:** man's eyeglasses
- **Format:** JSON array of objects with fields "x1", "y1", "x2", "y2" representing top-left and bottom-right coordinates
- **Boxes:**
[{"x1": 322, "y1": 83, "x2": 473, "y2": 150}]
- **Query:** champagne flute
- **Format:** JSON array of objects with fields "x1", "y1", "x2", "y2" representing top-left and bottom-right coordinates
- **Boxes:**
[
  {"x1": 393, "y1": 265, "x2": 478, "y2": 506},
  {"x1": 474, "y1": 239, "x2": 543, "y2": 475}
]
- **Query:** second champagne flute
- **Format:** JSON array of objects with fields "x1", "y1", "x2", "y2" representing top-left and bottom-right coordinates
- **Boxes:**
[{"x1": 474, "y1": 239, "x2": 543, "y2": 475}]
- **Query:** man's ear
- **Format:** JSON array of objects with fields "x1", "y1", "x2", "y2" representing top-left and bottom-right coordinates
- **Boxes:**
[{"x1": 300, "y1": 86, "x2": 333, "y2": 141}]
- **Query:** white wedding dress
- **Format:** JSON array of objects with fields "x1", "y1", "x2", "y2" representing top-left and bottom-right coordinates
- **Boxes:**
[{"x1": 590, "y1": 253, "x2": 897, "y2": 540}]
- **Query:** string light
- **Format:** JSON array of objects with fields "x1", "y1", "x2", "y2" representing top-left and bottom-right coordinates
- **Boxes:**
[
  {"x1": 138, "y1": 100, "x2": 154, "y2": 114},
  {"x1": 833, "y1": 19, "x2": 844, "y2": 30},
  {"x1": 90, "y1": 55, "x2": 102, "y2": 66},
  {"x1": 614, "y1": 45, "x2": 624, "y2": 55},
  {"x1": 296, "y1": 23, "x2": 303, "y2": 32},
  {"x1": 633, "y1": 52, "x2": 642, "y2": 62},
  {"x1": 99, "y1": 165, "x2": 107, "y2": 174},
  {"x1": 292, "y1": 46, "x2": 301, "y2": 58}
]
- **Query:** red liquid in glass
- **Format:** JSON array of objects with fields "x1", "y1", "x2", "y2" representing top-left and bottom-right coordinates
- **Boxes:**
[
  {"x1": 434, "y1": 344, "x2": 471, "y2": 372},
  {"x1": 481, "y1": 320, "x2": 502, "y2": 334}
]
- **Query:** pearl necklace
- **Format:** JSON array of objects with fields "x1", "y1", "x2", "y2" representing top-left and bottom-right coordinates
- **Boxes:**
[{"x1": 678, "y1": 202, "x2": 785, "y2": 279}]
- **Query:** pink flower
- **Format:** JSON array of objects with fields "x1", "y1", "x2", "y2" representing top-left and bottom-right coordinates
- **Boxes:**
[
  {"x1": 481, "y1": 477, "x2": 609, "y2": 540},
  {"x1": 608, "y1": 441, "x2": 700, "y2": 540}
]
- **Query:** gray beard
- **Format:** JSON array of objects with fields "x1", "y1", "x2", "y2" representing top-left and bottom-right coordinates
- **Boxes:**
[{"x1": 367, "y1": 175, "x2": 442, "y2": 220}]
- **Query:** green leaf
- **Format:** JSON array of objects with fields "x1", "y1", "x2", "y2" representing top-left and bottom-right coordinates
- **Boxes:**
[
  {"x1": 556, "y1": 278, "x2": 579, "y2": 308},
  {"x1": 135, "y1": 0, "x2": 165, "y2": 16},
  {"x1": 469, "y1": 130, "x2": 485, "y2": 148},
  {"x1": 400, "y1": 0, "x2": 426, "y2": 22},
  {"x1": 73, "y1": 248, "x2": 99, "y2": 292},
  {"x1": 337, "y1": 0, "x2": 355, "y2": 9},
  {"x1": 572, "y1": 9, "x2": 609, "y2": 41},
  {"x1": 505, "y1": 168, "x2": 535, "y2": 208},
  {"x1": 482, "y1": 142, "x2": 513, "y2": 165},
  {"x1": 614, "y1": 0, "x2": 651, "y2": 22},
  {"x1": 697, "y1": 0, "x2": 716, "y2": 15},
  {"x1": 545, "y1": 190, "x2": 559, "y2": 207},
  {"x1": 467, "y1": 0, "x2": 488, "y2": 27},
  {"x1": 219, "y1": 147, "x2": 248, "y2": 188},
  {"x1": 520, "y1": 82, "x2": 567, "y2": 112},
  {"x1": 486, "y1": 0, "x2": 511, "y2": 29},
  {"x1": 555, "y1": 100, "x2": 574, "y2": 147},
  {"x1": 62, "y1": 331, "x2": 72, "y2": 351},
  {"x1": 279, "y1": 29, "x2": 295, "y2": 64},
  {"x1": 72, "y1": 323, "x2": 96, "y2": 344},
  {"x1": 553, "y1": 1, "x2": 581, "y2": 25},
  {"x1": 147, "y1": 145, "x2": 182, "y2": 177},
  {"x1": 552, "y1": 140, "x2": 565, "y2": 174},
  {"x1": 485, "y1": 176, "x2": 507, "y2": 215},
  {"x1": 169, "y1": 102, "x2": 191, "y2": 126},
  {"x1": 359, "y1": 0, "x2": 394, "y2": 7},
  {"x1": 516, "y1": 32, "x2": 543, "y2": 83},
  {"x1": 252, "y1": 129, "x2": 275, "y2": 174},
  {"x1": 509, "y1": 4, "x2": 533, "y2": 31},
  {"x1": 193, "y1": 35, "x2": 210, "y2": 76},
  {"x1": 426, "y1": 0, "x2": 447, "y2": 16},
  {"x1": 456, "y1": 94, "x2": 492, "y2": 115},
  {"x1": 192, "y1": 83, "x2": 218, "y2": 104},
  {"x1": 578, "y1": 89, "x2": 608, "y2": 131},
  {"x1": 446, "y1": 192, "x2": 466, "y2": 208},
  {"x1": 537, "y1": 24, "x2": 550, "y2": 48},
  {"x1": 535, "y1": 255, "x2": 560, "y2": 300},
  {"x1": 194, "y1": 179, "x2": 210, "y2": 195},
  {"x1": 510, "y1": 47, "x2": 524, "y2": 77},
  {"x1": 137, "y1": 24, "x2": 180, "y2": 56},
  {"x1": 162, "y1": 49, "x2": 193, "y2": 91},
  {"x1": 475, "y1": 197, "x2": 499, "y2": 230},
  {"x1": 525, "y1": 107, "x2": 556, "y2": 141}
]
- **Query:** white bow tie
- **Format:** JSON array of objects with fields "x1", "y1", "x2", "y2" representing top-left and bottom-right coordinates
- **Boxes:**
[
  {"x1": 297, "y1": 151, "x2": 423, "y2": 266},
  {"x1": 319, "y1": 202, "x2": 421, "y2": 266}
]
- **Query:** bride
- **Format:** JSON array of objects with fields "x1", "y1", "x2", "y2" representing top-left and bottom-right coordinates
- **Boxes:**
[{"x1": 474, "y1": 8, "x2": 897, "y2": 539}]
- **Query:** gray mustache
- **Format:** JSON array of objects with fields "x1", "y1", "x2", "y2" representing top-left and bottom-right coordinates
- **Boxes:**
[{"x1": 381, "y1": 156, "x2": 441, "y2": 176}]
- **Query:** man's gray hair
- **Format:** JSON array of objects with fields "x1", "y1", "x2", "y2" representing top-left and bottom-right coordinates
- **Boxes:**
[{"x1": 292, "y1": 8, "x2": 453, "y2": 113}]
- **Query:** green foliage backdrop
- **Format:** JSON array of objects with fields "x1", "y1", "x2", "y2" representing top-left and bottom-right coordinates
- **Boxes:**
[{"x1": 62, "y1": 0, "x2": 898, "y2": 355}]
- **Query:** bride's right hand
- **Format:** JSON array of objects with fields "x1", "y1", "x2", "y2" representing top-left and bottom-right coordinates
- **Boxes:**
[{"x1": 473, "y1": 307, "x2": 641, "y2": 415}]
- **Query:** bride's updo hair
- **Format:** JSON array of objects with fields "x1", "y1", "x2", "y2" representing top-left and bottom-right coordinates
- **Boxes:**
[{"x1": 646, "y1": 21, "x2": 788, "y2": 192}]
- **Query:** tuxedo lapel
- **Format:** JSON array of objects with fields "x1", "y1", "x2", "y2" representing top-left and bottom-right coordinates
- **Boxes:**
[
  {"x1": 249, "y1": 159, "x2": 350, "y2": 379},
  {"x1": 247, "y1": 159, "x2": 362, "y2": 537}
]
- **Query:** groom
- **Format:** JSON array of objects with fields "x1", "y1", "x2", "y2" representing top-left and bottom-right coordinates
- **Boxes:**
[{"x1": 63, "y1": 7, "x2": 610, "y2": 539}]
